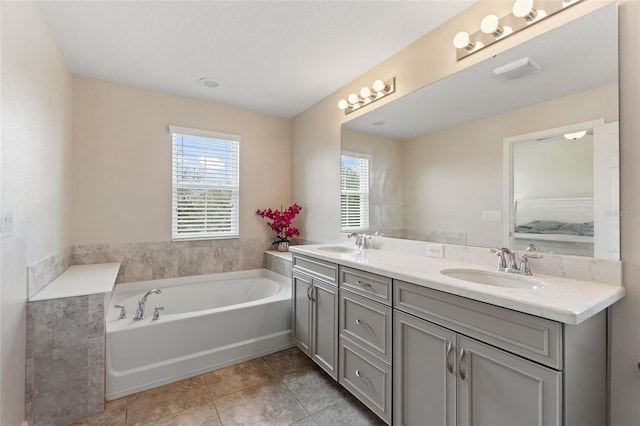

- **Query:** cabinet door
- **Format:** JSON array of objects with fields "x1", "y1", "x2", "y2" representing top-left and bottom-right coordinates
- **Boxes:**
[
  {"x1": 292, "y1": 271, "x2": 312, "y2": 355},
  {"x1": 311, "y1": 278, "x2": 339, "y2": 379},
  {"x1": 456, "y1": 335, "x2": 561, "y2": 426},
  {"x1": 393, "y1": 311, "x2": 456, "y2": 426}
]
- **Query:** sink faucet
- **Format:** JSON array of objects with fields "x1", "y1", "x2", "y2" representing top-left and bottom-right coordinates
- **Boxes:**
[
  {"x1": 348, "y1": 232, "x2": 373, "y2": 249},
  {"x1": 491, "y1": 247, "x2": 518, "y2": 272},
  {"x1": 134, "y1": 289, "x2": 162, "y2": 320},
  {"x1": 489, "y1": 246, "x2": 543, "y2": 275}
]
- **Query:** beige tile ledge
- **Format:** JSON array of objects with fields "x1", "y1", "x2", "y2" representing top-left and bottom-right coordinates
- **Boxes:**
[{"x1": 290, "y1": 244, "x2": 625, "y2": 325}]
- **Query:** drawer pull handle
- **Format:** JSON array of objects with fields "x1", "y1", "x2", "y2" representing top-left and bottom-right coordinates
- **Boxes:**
[
  {"x1": 355, "y1": 280, "x2": 372, "y2": 289},
  {"x1": 446, "y1": 341, "x2": 454, "y2": 374},
  {"x1": 355, "y1": 369, "x2": 371, "y2": 383},
  {"x1": 459, "y1": 348, "x2": 467, "y2": 381},
  {"x1": 355, "y1": 318, "x2": 372, "y2": 329}
]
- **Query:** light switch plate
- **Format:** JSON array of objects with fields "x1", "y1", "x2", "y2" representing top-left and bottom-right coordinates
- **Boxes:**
[
  {"x1": 425, "y1": 242, "x2": 444, "y2": 258},
  {"x1": 0, "y1": 211, "x2": 14, "y2": 239}
]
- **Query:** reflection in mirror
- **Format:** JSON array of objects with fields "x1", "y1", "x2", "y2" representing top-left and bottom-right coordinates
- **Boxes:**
[
  {"x1": 504, "y1": 119, "x2": 620, "y2": 259},
  {"x1": 341, "y1": 4, "x2": 619, "y2": 259}
]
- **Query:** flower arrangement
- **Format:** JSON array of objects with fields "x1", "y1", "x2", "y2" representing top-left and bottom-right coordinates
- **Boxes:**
[{"x1": 256, "y1": 203, "x2": 302, "y2": 248}]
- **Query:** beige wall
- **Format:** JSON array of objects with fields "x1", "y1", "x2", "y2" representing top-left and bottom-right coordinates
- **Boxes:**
[
  {"x1": 612, "y1": 1, "x2": 640, "y2": 425},
  {"x1": 292, "y1": 0, "x2": 640, "y2": 423},
  {"x1": 72, "y1": 76, "x2": 291, "y2": 246},
  {"x1": 0, "y1": 2, "x2": 73, "y2": 424}
]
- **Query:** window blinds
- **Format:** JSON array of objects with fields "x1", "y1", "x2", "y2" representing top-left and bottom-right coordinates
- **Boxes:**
[
  {"x1": 341, "y1": 154, "x2": 370, "y2": 231},
  {"x1": 170, "y1": 126, "x2": 240, "y2": 240}
]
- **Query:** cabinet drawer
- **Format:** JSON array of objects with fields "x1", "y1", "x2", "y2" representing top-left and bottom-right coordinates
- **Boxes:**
[
  {"x1": 340, "y1": 266, "x2": 392, "y2": 305},
  {"x1": 292, "y1": 254, "x2": 338, "y2": 285},
  {"x1": 339, "y1": 337, "x2": 392, "y2": 425},
  {"x1": 340, "y1": 290, "x2": 392, "y2": 364},
  {"x1": 394, "y1": 280, "x2": 563, "y2": 369}
]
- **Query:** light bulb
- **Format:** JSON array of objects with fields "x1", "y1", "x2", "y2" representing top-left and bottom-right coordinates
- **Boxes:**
[
  {"x1": 348, "y1": 93, "x2": 360, "y2": 105},
  {"x1": 481, "y1": 15, "x2": 503, "y2": 37},
  {"x1": 338, "y1": 99, "x2": 348, "y2": 110},
  {"x1": 372, "y1": 80, "x2": 387, "y2": 93},
  {"x1": 453, "y1": 31, "x2": 474, "y2": 50},
  {"x1": 360, "y1": 87, "x2": 373, "y2": 99},
  {"x1": 513, "y1": 0, "x2": 537, "y2": 21}
]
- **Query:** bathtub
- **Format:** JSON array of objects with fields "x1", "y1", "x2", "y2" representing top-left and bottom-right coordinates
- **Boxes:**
[{"x1": 105, "y1": 269, "x2": 292, "y2": 400}]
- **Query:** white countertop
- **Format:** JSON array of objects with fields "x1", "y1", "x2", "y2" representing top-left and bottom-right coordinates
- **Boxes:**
[
  {"x1": 290, "y1": 244, "x2": 625, "y2": 325},
  {"x1": 29, "y1": 263, "x2": 121, "y2": 302}
]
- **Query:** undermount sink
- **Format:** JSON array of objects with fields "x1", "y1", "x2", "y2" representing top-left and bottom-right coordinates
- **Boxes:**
[
  {"x1": 317, "y1": 246, "x2": 360, "y2": 254},
  {"x1": 440, "y1": 268, "x2": 545, "y2": 290}
]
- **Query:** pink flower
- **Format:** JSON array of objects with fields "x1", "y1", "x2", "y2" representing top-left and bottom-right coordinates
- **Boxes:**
[{"x1": 256, "y1": 204, "x2": 302, "y2": 245}]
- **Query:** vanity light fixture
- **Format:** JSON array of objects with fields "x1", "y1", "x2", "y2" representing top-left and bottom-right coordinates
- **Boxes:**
[
  {"x1": 481, "y1": 15, "x2": 505, "y2": 38},
  {"x1": 453, "y1": 31, "x2": 475, "y2": 51},
  {"x1": 453, "y1": 0, "x2": 583, "y2": 60},
  {"x1": 338, "y1": 77, "x2": 396, "y2": 115},
  {"x1": 564, "y1": 130, "x2": 587, "y2": 140}
]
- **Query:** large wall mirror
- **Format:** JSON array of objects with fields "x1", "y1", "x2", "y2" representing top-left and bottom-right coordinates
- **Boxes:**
[{"x1": 341, "y1": 4, "x2": 619, "y2": 260}]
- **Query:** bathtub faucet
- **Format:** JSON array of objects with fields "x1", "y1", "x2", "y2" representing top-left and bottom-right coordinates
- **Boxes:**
[{"x1": 134, "y1": 289, "x2": 162, "y2": 320}]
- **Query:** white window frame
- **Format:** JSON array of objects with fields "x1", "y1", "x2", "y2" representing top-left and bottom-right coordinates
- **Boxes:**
[
  {"x1": 170, "y1": 125, "x2": 240, "y2": 241},
  {"x1": 341, "y1": 152, "x2": 370, "y2": 232}
]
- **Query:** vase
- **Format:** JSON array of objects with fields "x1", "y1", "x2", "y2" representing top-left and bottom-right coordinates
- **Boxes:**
[{"x1": 277, "y1": 241, "x2": 289, "y2": 252}]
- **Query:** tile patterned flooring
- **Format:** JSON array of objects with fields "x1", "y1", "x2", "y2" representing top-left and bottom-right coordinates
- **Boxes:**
[{"x1": 67, "y1": 347, "x2": 384, "y2": 426}]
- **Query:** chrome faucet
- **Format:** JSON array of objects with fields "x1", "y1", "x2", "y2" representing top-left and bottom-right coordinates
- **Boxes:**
[
  {"x1": 489, "y1": 245, "x2": 543, "y2": 275},
  {"x1": 134, "y1": 289, "x2": 162, "y2": 320},
  {"x1": 348, "y1": 232, "x2": 372, "y2": 249}
]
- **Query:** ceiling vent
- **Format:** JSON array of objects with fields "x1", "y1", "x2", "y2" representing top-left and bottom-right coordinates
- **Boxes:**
[{"x1": 493, "y1": 57, "x2": 540, "y2": 80}]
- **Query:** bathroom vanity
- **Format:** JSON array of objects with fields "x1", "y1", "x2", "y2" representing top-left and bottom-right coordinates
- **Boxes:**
[{"x1": 289, "y1": 245, "x2": 624, "y2": 426}]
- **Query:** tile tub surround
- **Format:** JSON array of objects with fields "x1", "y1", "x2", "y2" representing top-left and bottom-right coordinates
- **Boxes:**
[
  {"x1": 71, "y1": 238, "x2": 273, "y2": 284},
  {"x1": 264, "y1": 249, "x2": 293, "y2": 277},
  {"x1": 291, "y1": 244, "x2": 625, "y2": 325},
  {"x1": 27, "y1": 247, "x2": 72, "y2": 299},
  {"x1": 66, "y1": 347, "x2": 384, "y2": 426},
  {"x1": 26, "y1": 293, "x2": 107, "y2": 426}
]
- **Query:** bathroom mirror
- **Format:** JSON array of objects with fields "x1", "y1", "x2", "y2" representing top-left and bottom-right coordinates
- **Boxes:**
[{"x1": 341, "y1": 4, "x2": 619, "y2": 260}]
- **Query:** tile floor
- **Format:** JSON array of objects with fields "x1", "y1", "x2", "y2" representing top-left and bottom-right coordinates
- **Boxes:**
[{"x1": 67, "y1": 347, "x2": 385, "y2": 426}]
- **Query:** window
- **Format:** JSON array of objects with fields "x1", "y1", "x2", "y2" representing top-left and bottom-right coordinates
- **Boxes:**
[
  {"x1": 170, "y1": 125, "x2": 240, "y2": 240},
  {"x1": 341, "y1": 153, "x2": 370, "y2": 231}
]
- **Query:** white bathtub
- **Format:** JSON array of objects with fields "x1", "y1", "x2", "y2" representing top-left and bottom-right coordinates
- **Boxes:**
[{"x1": 105, "y1": 269, "x2": 292, "y2": 400}]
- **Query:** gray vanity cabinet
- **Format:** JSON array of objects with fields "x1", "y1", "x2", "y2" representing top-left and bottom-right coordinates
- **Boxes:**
[
  {"x1": 292, "y1": 271, "x2": 312, "y2": 354},
  {"x1": 393, "y1": 311, "x2": 456, "y2": 426},
  {"x1": 455, "y1": 335, "x2": 561, "y2": 426},
  {"x1": 292, "y1": 255, "x2": 339, "y2": 379},
  {"x1": 338, "y1": 266, "x2": 393, "y2": 424},
  {"x1": 394, "y1": 310, "x2": 561, "y2": 426},
  {"x1": 394, "y1": 280, "x2": 605, "y2": 426}
]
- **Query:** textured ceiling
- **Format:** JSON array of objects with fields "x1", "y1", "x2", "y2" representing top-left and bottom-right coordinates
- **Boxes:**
[{"x1": 39, "y1": 0, "x2": 476, "y2": 118}]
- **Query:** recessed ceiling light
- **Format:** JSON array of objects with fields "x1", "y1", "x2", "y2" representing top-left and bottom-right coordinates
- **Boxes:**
[{"x1": 199, "y1": 77, "x2": 220, "y2": 88}]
